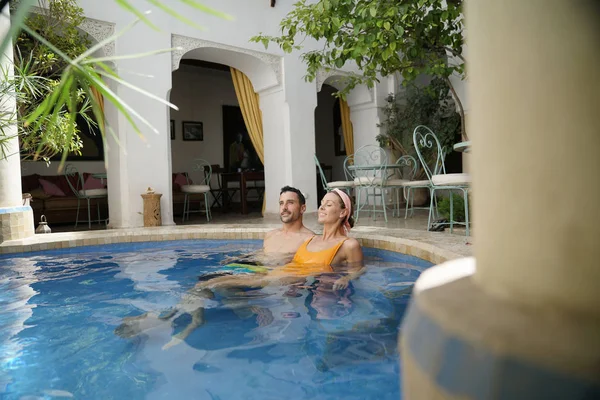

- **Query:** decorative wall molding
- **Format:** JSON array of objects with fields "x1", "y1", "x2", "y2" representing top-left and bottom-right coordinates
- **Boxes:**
[
  {"x1": 316, "y1": 68, "x2": 376, "y2": 107},
  {"x1": 171, "y1": 34, "x2": 281, "y2": 84},
  {"x1": 316, "y1": 68, "x2": 352, "y2": 91},
  {"x1": 27, "y1": 5, "x2": 115, "y2": 57},
  {"x1": 79, "y1": 18, "x2": 116, "y2": 57}
]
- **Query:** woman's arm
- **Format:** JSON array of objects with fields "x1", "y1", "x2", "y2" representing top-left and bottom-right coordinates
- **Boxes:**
[{"x1": 333, "y1": 239, "x2": 365, "y2": 290}]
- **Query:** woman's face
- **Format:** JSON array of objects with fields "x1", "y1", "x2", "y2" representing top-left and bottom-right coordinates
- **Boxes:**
[{"x1": 318, "y1": 192, "x2": 346, "y2": 225}]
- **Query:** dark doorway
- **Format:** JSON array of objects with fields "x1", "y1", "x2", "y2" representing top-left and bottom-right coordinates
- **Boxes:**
[
  {"x1": 314, "y1": 85, "x2": 339, "y2": 207},
  {"x1": 444, "y1": 131, "x2": 464, "y2": 173},
  {"x1": 222, "y1": 105, "x2": 262, "y2": 172}
]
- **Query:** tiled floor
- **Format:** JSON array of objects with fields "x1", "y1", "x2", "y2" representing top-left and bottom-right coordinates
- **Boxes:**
[
  {"x1": 35, "y1": 209, "x2": 473, "y2": 260},
  {"x1": 56, "y1": 208, "x2": 466, "y2": 233}
]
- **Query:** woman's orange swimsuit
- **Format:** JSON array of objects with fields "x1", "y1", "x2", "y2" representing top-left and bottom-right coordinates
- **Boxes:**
[{"x1": 271, "y1": 236, "x2": 347, "y2": 277}]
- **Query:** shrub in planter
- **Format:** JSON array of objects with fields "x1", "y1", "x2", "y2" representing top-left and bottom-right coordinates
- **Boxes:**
[
  {"x1": 437, "y1": 193, "x2": 467, "y2": 222},
  {"x1": 376, "y1": 78, "x2": 462, "y2": 180}
]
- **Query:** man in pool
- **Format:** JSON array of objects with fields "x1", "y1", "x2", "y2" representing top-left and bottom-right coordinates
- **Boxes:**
[
  {"x1": 115, "y1": 186, "x2": 315, "y2": 345},
  {"x1": 263, "y1": 186, "x2": 315, "y2": 258},
  {"x1": 222, "y1": 186, "x2": 314, "y2": 269}
]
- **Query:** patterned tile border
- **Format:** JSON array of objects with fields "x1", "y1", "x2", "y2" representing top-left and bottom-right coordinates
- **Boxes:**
[{"x1": 0, "y1": 225, "x2": 463, "y2": 264}]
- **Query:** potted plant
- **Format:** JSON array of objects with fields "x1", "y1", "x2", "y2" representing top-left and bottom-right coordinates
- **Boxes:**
[{"x1": 376, "y1": 78, "x2": 462, "y2": 205}]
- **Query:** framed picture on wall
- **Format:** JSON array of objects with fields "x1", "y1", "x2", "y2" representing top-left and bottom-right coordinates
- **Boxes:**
[
  {"x1": 170, "y1": 119, "x2": 175, "y2": 140},
  {"x1": 182, "y1": 121, "x2": 203, "y2": 141}
]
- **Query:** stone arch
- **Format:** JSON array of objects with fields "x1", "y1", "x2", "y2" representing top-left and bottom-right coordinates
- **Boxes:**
[
  {"x1": 316, "y1": 69, "x2": 352, "y2": 92},
  {"x1": 316, "y1": 69, "x2": 375, "y2": 106},
  {"x1": 78, "y1": 17, "x2": 115, "y2": 58},
  {"x1": 171, "y1": 34, "x2": 281, "y2": 92}
]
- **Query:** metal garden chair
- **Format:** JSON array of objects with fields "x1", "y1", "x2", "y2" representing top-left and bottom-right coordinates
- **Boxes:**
[
  {"x1": 314, "y1": 154, "x2": 355, "y2": 194},
  {"x1": 413, "y1": 125, "x2": 471, "y2": 235},
  {"x1": 383, "y1": 155, "x2": 419, "y2": 217},
  {"x1": 351, "y1": 144, "x2": 389, "y2": 223},
  {"x1": 181, "y1": 158, "x2": 212, "y2": 222},
  {"x1": 64, "y1": 164, "x2": 108, "y2": 229}
]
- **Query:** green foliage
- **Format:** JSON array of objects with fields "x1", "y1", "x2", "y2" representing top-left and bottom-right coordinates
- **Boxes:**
[
  {"x1": 15, "y1": 0, "x2": 89, "y2": 73},
  {"x1": 8, "y1": 0, "x2": 92, "y2": 161},
  {"x1": 0, "y1": 0, "x2": 232, "y2": 165},
  {"x1": 0, "y1": 58, "x2": 87, "y2": 160},
  {"x1": 251, "y1": 0, "x2": 464, "y2": 90},
  {"x1": 377, "y1": 78, "x2": 460, "y2": 178},
  {"x1": 437, "y1": 193, "x2": 466, "y2": 222},
  {"x1": 252, "y1": 0, "x2": 467, "y2": 138}
]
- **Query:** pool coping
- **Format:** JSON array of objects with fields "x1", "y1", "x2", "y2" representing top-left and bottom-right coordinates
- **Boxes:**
[{"x1": 0, "y1": 225, "x2": 463, "y2": 265}]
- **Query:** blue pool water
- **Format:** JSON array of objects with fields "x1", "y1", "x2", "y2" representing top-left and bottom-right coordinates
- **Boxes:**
[{"x1": 0, "y1": 240, "x2": 432, "y2": 400}]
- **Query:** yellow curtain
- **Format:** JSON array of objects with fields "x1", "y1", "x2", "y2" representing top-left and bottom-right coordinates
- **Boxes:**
[
  {"x1": 339, "y1": 99, "x2": 354, "y2": 158},
  {"x1": 89, "y1": 85, "x2": 105, "y2": 130},
  {"x1": 230, "y1": 67, "x2": 266, "y2": 213}
]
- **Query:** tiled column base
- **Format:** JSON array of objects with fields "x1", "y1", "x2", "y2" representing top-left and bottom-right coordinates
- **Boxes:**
[
  {"x1": 0, "y1": 206, "x2": 35, "y2": 243},
  {"x1": 400, "y1": 257, "x2": 600, "y2": 400}
]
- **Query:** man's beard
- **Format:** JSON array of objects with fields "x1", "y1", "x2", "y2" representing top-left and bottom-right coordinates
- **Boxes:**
[{"x1": 280, "y1": 213, "x2": 298, "y2": 223}]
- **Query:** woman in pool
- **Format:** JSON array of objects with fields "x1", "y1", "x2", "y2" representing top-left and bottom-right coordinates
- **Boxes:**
[{"x1": 198, "y1": 189, "x2": 364, "y2": 291}]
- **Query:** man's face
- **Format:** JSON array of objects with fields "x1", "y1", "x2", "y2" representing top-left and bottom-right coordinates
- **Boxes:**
[{"x1": 279, "y1": 191, "x2": 305, "y2": 223}]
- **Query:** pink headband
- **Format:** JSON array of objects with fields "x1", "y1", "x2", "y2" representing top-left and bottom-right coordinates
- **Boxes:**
[{"x1": 332, "y1": 189, "x2": 352, "y2": 233}]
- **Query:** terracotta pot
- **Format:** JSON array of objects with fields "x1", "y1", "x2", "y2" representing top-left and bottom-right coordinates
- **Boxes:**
[{"x1": 410, "y1": 187, "x2": 429, "y2": 207}]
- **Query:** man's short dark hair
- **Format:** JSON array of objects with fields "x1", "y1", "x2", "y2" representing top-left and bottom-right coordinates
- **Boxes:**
[{"x1": 280, "y1": 186, "x2": 306, "y2": 205}]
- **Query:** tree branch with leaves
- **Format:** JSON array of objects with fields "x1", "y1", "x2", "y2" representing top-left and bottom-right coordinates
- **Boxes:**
[{"x1": 251, "y1": 0, "x2": 467, "y2": 140}]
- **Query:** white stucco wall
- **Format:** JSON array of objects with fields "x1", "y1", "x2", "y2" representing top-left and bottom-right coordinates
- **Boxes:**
[{"x1": 169, "y1": 65, "x2": 238, "y2": 177}]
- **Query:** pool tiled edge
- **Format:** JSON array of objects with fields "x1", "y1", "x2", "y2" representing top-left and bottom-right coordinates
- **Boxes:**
[{"x1": 0, "y1": 225, "x2": 464, "y2": 264}]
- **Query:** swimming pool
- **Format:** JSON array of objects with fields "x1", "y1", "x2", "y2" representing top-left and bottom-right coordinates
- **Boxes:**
[{"x1": 0, "y1": 240, "x2": 432, "y2": 400}]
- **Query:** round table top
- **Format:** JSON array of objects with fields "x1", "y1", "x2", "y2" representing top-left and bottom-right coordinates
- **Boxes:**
[
  {"x1": 453, "y1": 141, "x2": 471, "y2": 153},
  {"x1": 347, "y1": 164, "x2": 406, "y2": 170},
  {"x1": 92, "y1": 173, "x2": 107, "y2": 179}
]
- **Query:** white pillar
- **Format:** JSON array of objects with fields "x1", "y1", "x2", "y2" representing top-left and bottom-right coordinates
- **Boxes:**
[
  {"x1": 401, "y1": 1, "x2": 600, "y2": 398},
  {"x1": 0, "y1": 7, "x2": 34, "y2": 242},
  {"x1": 470, "y1": 0, "x2": 600, "y2": 317},
  {"x1": 260, "y1": 86, "x2": 288, "y2": 215},
  {"x1": 106, "y1": 24, "x2": 175, "y2": 228},
  {"x1": 104, "y1": 77, "x2": 130, "y2": 228},
  {"x1": 347, "y1": 81, "x2": 394, "y2": 207},
  {"x1": 347, "y1": 82, "x2": 387, "y2": 151},
  {"x1": 262, "y1": 56, "x2": 318, "y2": 215}
]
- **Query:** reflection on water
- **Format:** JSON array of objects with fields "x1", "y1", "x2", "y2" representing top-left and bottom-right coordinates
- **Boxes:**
[{"x1": 0, "y1": 240, "x2": 431, "y2": 400}]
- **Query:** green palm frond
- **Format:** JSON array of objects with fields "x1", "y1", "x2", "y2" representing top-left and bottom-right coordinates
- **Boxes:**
[{"x1": 0, "y1": 0, "x2": 232, "y2": 165}]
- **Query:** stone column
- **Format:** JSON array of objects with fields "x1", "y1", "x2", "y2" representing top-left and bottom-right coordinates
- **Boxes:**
[
  {"x1": 105, "y1": 24, "x2": 175, "y2": 229},
  {"x1": 347, "y1": 81, "x2": 394, "y2": 207},
  {"x1": 347, "y1": 81, "x2": 387, "y2": 152},
  {"x1": 260, "y1": 86, "x2": 288, "y2": 215},
  {"x1": 262, "y1": 55, "x2": 318, "y2": 215},
  {"x1": 401, "y1": 1, "x2": 600, "y2": 399},
  {"x1": 0, "y1": 7, "x2": 35, "y2": 242}
]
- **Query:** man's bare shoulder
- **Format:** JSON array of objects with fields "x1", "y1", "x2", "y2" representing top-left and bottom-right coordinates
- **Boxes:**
[
  {"x1": 267, "y1": 226, "x2": 313, "y2": 238},
  {"x1": 265, "y1": 228, "x2": 283, "y2": 238},
  {"x1": 300, "y1": 226, "x2": 315, "y2": 236}
]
